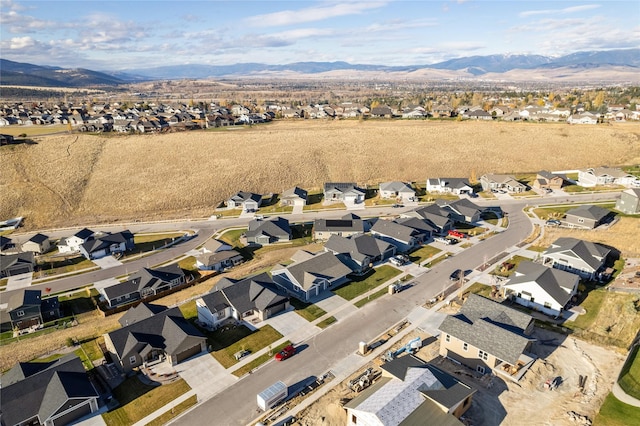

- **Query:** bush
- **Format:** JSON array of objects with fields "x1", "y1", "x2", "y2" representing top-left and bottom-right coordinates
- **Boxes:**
[{"x1": 66, "y1": 337, "x2": 75, "y2": 347}]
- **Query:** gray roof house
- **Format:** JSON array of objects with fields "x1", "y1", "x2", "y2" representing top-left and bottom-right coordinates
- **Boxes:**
[
  {"x1": 313, "y1": 214, "x2": 365, "y2": 241},
  {"x1": 79, "y1": 230, "x2": 134, "y2": 260},
  {"x1": 577, "y1": 167, "x2": 637, "y2": 188},
  {"x1": 324, "y1": 234, "x2": 396, "y2": 274},
  {"x1": 435, "y1": 199, "x2": 484, "y2": 224},
  {"x1": 503, "y1": 261, "x2": 580, "y2": 317},
  {"x1": 0, "y1": 354, "x2": 99, "y2": 426},
  {"x1": 532, "y1": 170, "x2": 565, "y2": 190},
  {"x1": 245, "y1": 216, "x2": 292, "y2": 245},
  {"x1": 272, "y1": 250, "x2": 352, "y2": 302},
  {"x1": 280, "y1": 186, "x2": 308, "y2": 207},
  {"x1": 541, "y1": 237, "x2": 610, "y2": 281},
  {"x1": 21, "y1": 233, "x2": 51, "y2": 254},
  {"x1": 370, "y1": 219, "x2": 424, "y2": 253},
  {"x1": 58, "y1": 228, "x2": 95, "y2": 253},
  {"x1": 196, "y1": 249, "x2": 244, "y2": 272},
  {"x1": 401, "y1": 205, "x2": 454, "y2": 236},
  {"x1": 7, "y1": 288, "x2": 60, "y2": 330},
  {"x1": 438, "y1": 294, "x2": 536, "y2": 382},
  {"x1": 616, "y1": 188, "x2": 640, "y2": 214},
  {"x1": 323, "y1": 182, "x2": 366, "y2": 204},
  {"x1": 480, "y1": 174, "x2": 527, "y2": 193},
  {"x1": 227, "y1": 191, "x2": 262, "y2": 211},
  {"x1": 564, "y1": 205, "x2": 612, "y2": 229},
  {"x1": 0, "y1": 252, "x2": 35, "y2": 277},
  {"x1": 344, "y1": 355, "x2": 475, "y2": 426},
  {"x1": 0, "y1": 235, "x2": 13, "y2": 252},
  {"x1": 378, "y1": 181, "x2": 416, "y2": 202},
  {"x1": 426, "y1": 178, "x2": 474, "y2": 195},
  {"x1": 196, "y1": 272, "x2": 289, "y2": 329},
  {"x1": 104, "y1": 305, "x2": 206, "y2": 373}
]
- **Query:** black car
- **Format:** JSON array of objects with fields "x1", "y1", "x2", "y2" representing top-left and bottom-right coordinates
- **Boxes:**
[{"x1": 450, "y1": 269, "x2": 462, "y2": 281}]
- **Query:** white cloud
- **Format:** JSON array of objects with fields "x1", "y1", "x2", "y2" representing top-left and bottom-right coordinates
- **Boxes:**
[
  {"x1": 245, "y1": 2, "x2": 388, "y2": 27},
  {"x1": 519, "y1": 4, "x2": 601, "y2": 18},
  {"x1": 9, "y1": 36, "x2": 35, "y2": 49}
]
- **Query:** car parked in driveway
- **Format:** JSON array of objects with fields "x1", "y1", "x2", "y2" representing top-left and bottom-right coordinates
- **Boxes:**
[
  {"x1": 546, "y1": 219, "x2": 561, "y2": 226},
  {"x1": 275, "y1": 345, "x2": 296, "y2": 361}
]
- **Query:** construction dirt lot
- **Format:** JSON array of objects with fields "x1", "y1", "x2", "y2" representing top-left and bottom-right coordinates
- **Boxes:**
[{"x1": 294, "y1": 327, "x2": 626, "y2": 426}]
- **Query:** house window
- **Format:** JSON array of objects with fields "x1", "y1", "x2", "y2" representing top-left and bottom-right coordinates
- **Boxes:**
[
  {"x1": 129, "y1": 356, "x2": 136, "y2": 365},
  {"x1": 216, "y1": 311, "x2": 225, "y2": 319},
  {"x1": 477, "y1": 366, "x2": 486, "y2": 374},
  {"x1": 16, "y1": 310, "x2": 25, "y2": 317},
  {"x1": 352, "y1": 414, "x2": 357, "y2": 424},
  {"x1": 544, "y1": 302, "x2": 552, "y2": 309},
  {"x1": 578, "y1": 218, "x2": 585, "y2": 223},
  {"x1": 445, "y1": 334, "x2": 450, "y2": 343},
  {"x1": 463, "y1": 342, "x2": 468, "y2": 351},
  {"x1": 479, "y1": 350, "x2": 488, "y2": 361}
]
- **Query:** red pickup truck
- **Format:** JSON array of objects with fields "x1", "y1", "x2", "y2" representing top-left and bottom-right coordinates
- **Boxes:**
[{"x1": 275, "y1": 345, "x2": 296, "y2": 361}]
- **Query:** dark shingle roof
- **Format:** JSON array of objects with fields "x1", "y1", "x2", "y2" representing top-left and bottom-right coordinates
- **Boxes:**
[
  {"x1": 325, "y1": 234, "x2": 394, "y2": 263},
  {"x1": 371, "y1": 220, "x2": 417, "y2": 243},
  {"x1": 283, "y1": 251, "x2": 353, "y2": 290},
  {"x1": 505, "y1": 261, "x2": 578, "y2": 306},
  {"x1": 118, "y1": 302, "x2": 167, "y2": 327},
  {"x1": 565, "y1": 205, "x2": 611, "y2": 222},
  {"x1": 543, "y1": 237, "x2": 610, "y2": 271},
  {"x1": 28, "y1": 233, "x2": 49, "y2": 244},
  {"x1": 438, "y1": 294, "x2": 534, "y2": 365},
  {"x1": 246, "y1": 217, "x2": 291, "y2": 239},
  {"x1": 7, "y1": 288, "x2": 41, "y2": 311},
  {"x1": 196, "y1": 249, "x2": 243, "y2": 267},
  {"x1": 314, "y1": 218, "x2": 364, "y2": 233},
  {"x1": 216, "y1": 272, "x2": 288, "y2": 314}
]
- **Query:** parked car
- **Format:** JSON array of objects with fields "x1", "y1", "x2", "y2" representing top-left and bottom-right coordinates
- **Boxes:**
[
  {"x1": 390, "y1": 256, "x2": 405, "y2": 266},
  {"x1": 546, "y1": 219, "x2": 561, "y2": 226},
  {"x1": 434, "y1": 237, "x2": 450, "y2": 245},
  {"x1": 392, "y1": 204, "x2": 404, "y2": 208},
  {"x1": 449, "y1": 269, "x2": 463, "y2": 281},
  {"x1": 275, "y1": 345, "x2": 296, "y2": 361}
]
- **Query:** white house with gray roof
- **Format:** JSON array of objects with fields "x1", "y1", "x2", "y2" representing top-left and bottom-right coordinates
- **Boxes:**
[
  {"x1": 438, "y1": 294, "x2": 536, "y2": 382},
  {"x1": 426, "y1": 178, "x2": 474, "y2": 195},
  {"x1": 227, "y1": 191, "x2": 262, "y2": 211},
  {"x1": 502, "y1": 261, "x2": 580, "y2": 317},
  {"x1": 271, "y1": 250, "x2": 352, "y2": 301},
  {"x1": 345, "y1": 355, "x2": 475, "y2": 426},
  {"x1": 313, "y1": 214, "x2": 365, "y2": 241},
  {"x1": 245, "y1": 216, "x2": 291, "y2": 245},
  {"x1": 324, "y1": 234, "x2": 395, "y2": 274},
  {"x1": 280, "y1": 186, "x2": 308, "y2": 207},
  {"x1": 541, "y1": 237, "x2": 610, "y2": 281},
  {"x1": 378, "y1": 181, "x2": 416, "y2": 203},
  {"x1": 577, "y1": 167, "x2": 637, "y2": 188},
  {"x1": 616, "y1": 188, "x2": 640, "y2": 214},
  {"x1": 480, "y1": 174, "x2": 527, "y2": 193},
  {"x1": 323, "y1": 182, "x2": 365, "y2": 204},
  {"x1": 435, "y1": 199, "x2": 485, "y2": 224}
]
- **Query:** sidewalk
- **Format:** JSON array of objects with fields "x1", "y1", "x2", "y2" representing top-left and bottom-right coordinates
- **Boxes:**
[{"x1": 612, "y1": 382, "x2": 640, "y2": 407}]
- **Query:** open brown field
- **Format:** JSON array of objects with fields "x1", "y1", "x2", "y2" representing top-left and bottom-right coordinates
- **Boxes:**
[{"x1": 2, "y1": 120, "x2": 640, "y2": 230}]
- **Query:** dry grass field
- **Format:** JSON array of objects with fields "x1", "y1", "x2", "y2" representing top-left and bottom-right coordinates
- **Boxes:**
[{"x1": 2, "y1": 120, "x2": 640, "y2": 230}]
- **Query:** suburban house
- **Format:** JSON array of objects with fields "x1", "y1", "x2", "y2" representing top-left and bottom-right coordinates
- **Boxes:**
[
  {"x1": 480, "y1": 174, "x2": 527, "y2": 193},
  {"x1": 577, "y1": 167, "x2": 637, "y2": 188},
  {"x1": 313, "y1": 214, "x2": 365, "y2": 241},
  {"x1": 245, "y1": 216, "x2": 292, "y2": 245},
  {"x1": 370, "y1": 219, "x2": 424, "y2": 253},
  {"x1": 394, "y1": 217, "x2": 437, "y2": 240},
  {"x1": 227, "y1": 191, "x2": 262, "y2": 211},
  {"x1": 568, "y1": 113, "x2": 598, "y2": 124},
  {"x1": 104, "y1": 305, "x2": 207, "y2": 373},
  {"x1": 196, "y1": 249, "x2": 244, "y2": 272},
  {"x1": 58, "y1": 228, "x2": 95, "y2": 253},
  {"x1": 0, "y1": 354, "x2": 100, "y2": 426},
  {"x1": 532, "y1": 170, "x2": 565, "y2": 190},
  {"x1": 0, "y1": 235, "x2": 14, "y2": 251},
  {"x1": 378, "y1": 181, "x2": 416, "y2": 203},
  {"x1": 324, "y1": 234, "x2": 396, "y2": 274},
  {"x1": 541, "y1": 237, "x2": 610, "y2": 281},
  {"x1": 435, "y1": 199, "x2": 484, "y2": 224},
  {"x1": 502, "y1": 261, "x2": 580, "y2": 317},
  {"x1": 616, "y1": 188, "x2": 640, "y2": 214},
  {"x1": 0, "y1": 252, "x2": 35, "y2": 277},
  {"x1": 271, "y1": 250, "x2": 352, "y2": 301},
  {"x1": 280, "y1": 186, "x2": 308, "y2": 207},
  {"x1": 196, "y1": 272, "x2": 289, "y2": 329},
  {"x1": 438, "y1": 294, "x2": 536, "y2": 381},
  {"x1": 6, "y1": 289, "x2": 60, "y2": 330},
  {"x1": 21, "y1": 233, "x2": 51, "y2": 254},
  {"x1": 79, "y1": 230, "x2": 135, "y2": 260},
  {"x1": 344, "y1": 355, "x2": 475, "y2": 426},
  {"x1": 401, "y1": 205, "x2": 454, "y2": 236},
  {"x1": 100, "y1": 264, "x2": 186, "y2": 308},
  {"x1": 564, "y1": 205, "x2": 612, "y2": 229},
  {"x1": 426, "y1": 178, "x2": 474, "y2": 196},
  {"x1": 323, "y1": 182, "x2": 366, "y2": 204}
]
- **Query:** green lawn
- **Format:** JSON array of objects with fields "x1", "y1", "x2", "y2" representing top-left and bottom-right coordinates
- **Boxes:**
[
  {"x1": 102, "y1": 377, "x2": 191, "y2": 426},
  {"x1": 317, "y1": 316, "x2": 337, "y2": 329},
  {"x1": 179, "y1": 300, "x2": 198, "y2": 320},
  {"x1": 289, "y1": 298, "x2": 327, "y2": 322},
  {"x1": 132, "y1": 233, "x2": 184, "y2": 254},
  {"x1": 490, "y1": 255, "x2": 532, "y2": 277},
  {"x1": 218, "y1": 228, "x2": 247, "y2": 247},
  {"x1": 209, "y1": 325, "x2": 283, "y2": 368},
  {"x1": 231, "y1": 341, "x2": 292, "y2": 377},
  {"x1": 594, "y1": 393, "x2": 640, "y2": 426},
  {"x1": 354, "y1": 288, "x2": 389, "y2": 308},
  {"x1": 177, "y1": 256, "x2": 197, "y2": 272},
  {"x1": 618, "y1": 345, "x2": 640, "y2": 400},
  {"x1": 424, "y1": 253, "x2": 452, "y2": 268},
  {"x1": 144, "y1": 395, "x2": 198, "y2": 426},
  {"x1": 333, "y1": 265, "x2": 402, "y2": 300},
  {"x1": 565, "y1": 290, "x2": 606, "y2": 330},
  {"x1": 463, "y1": 282, "x2": 495, "y2": 299},
  {"x1": 33, "y1": 256, "x2": 96, "y2": 279},
  {"x1": 409, "y1": 245, "x2": 442, "y2": 264}
]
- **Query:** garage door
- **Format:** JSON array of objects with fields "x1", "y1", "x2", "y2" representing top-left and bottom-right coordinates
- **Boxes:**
[
  {"x1": 176, "y1": 344, "x2": 202, "y2": 363},
  {"x1": 52, "y1": 400, "x2": 92, "y2": 426},
  {"x1": 267, "y1": 302, "x2": 286, "y2": 317},
  {"x1": 7, "y1": 266, "x2": 31, "y2": 276}
]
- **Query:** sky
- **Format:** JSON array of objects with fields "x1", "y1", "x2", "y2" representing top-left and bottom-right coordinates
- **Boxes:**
[{"x1": 1, "y1": 0, "x2": 638, "y2": 71}]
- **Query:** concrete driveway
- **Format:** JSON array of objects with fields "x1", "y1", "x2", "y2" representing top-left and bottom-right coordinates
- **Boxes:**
[
  {"x1": 92, "y1": 256, "x2": 122, "y2": 269},
  {"x1": 6, "y1": 272, "x2": 33, "y2": 291},
  {"x1": 259, "y1": 309, "x2": 315, "y2": 337},
  {"x1": 176, "y1": 352, "x2": 237, "y2": 401}
]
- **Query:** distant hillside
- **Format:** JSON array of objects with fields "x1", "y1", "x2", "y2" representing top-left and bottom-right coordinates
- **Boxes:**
[{"x1": 0, "y1": 59, "x2": 126, "y2": 87}]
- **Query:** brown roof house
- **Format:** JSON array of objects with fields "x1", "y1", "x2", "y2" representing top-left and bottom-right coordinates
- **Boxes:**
[
  {"x1": 438, "y1": 294, "x2": 536, "y2": 382},
  {"x1": 532, "y1": 170, "x2": 565, "y2": 190}
]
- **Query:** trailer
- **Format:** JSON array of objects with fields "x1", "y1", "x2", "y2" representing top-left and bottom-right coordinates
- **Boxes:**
[{"x1": 257, "y1": 381, "x2": 288, "y2": 411}]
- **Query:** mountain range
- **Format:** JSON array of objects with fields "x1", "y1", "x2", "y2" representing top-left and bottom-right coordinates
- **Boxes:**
[{"x1": 1, "y1": 48, "x2": 639, "y2": 87}]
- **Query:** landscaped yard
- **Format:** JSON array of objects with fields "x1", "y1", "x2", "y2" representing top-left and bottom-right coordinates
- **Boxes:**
[
  {"x1": 231, "y1": 340, "x2": 292, "y2": 377},
  {"x1": 131, "y1": 232, "x2": 185, "y2": 254},
  {"x1": 354, "y1": 287, "x2": 389, "y2": 308},
  {"x1": 289, "y1": 298, "x2": 327, "y2": 322},
  {"x1": 33, "y1": 256, "x2": 97, "y2": 279},
  {"x1": 409, "y1": 245, "x2": 441, "y2": 264},
  {"x1": 463, "y1": 282, "x2": 496, "y2": 299},
  {"x1": 208, "y1": 324, "x2": 283, "y2": 368},
  {"x1": 144, "y1": 395, "x2": 198, "y2": 426},
  {"x1": 179, "y1": 300, "x2": 198, "y2": 320},
  {"x1": 618, "y1": 345, "x2": 640, "y2": 399},
  {"x1": 332, "y1": 265, "x2": 402, "y2": 300},
  {"x1": 564, "y1": 290, "x2": 606, "y2": 331},
  {"x1": 102, "y1": 377, "x2": 191, "y2": 426},
  {"x1": 490, "y1": 254, "x2": 532, "y2": 277},
  {"x1": 218, "y1": 228, "x2": 247, "y2": 247},
  {"x1": 594, "y1": 393, "x2": 640, "y2": 426},
  {"x1": 317, "y1": 316, "x2": 337, "y2": 329}
]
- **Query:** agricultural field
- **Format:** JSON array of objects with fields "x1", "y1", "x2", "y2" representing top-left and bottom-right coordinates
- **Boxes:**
[{"x1": 2, "y1": 120, "x2": 639, "y2": 230}]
